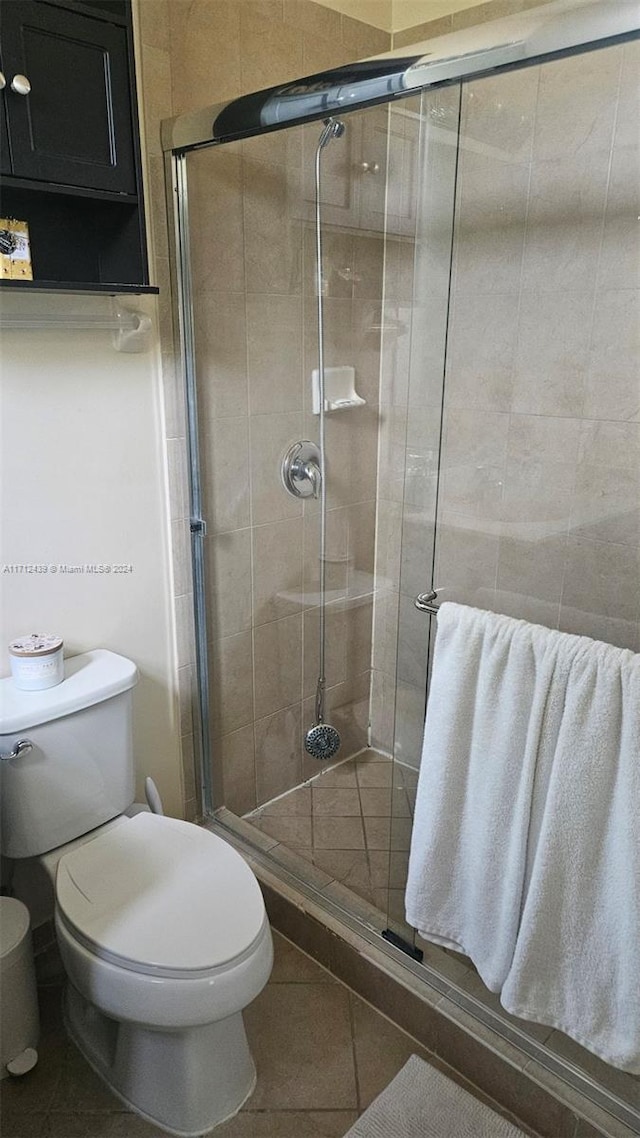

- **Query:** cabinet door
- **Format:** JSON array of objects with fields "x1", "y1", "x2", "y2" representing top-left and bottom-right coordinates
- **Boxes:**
[{"x1": 1, "y1": 0, "x2": 136, "y2": 193}]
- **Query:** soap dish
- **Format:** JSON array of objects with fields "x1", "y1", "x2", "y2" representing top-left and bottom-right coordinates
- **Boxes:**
[{"x1": 312, "y1": 366, "x2": 366, "y2": 414}]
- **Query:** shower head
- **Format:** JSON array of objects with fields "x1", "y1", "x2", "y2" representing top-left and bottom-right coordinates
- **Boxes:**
[
  {"x1": 304, "y1": 721, "x2": 341, "y2": 761},
  {"x1": 317, "y1": 117, "x2": 346, "y2": 150}
]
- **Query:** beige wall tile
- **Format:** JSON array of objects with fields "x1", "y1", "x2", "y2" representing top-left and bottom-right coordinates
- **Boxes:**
[
  {"x1": 434, "y1": 519, "x2": 499, "y2": 602},
  {"x1": 250, "y1": 410, "x2": 304, "y2": 525},
  {"x1": 396, "y1": 592, "x2": 428, "y2": 690},
  {"x1": 497, "y1": 533, "x2": 567, "y2": 607},
  {"x1": 166, "y1": 437, "x2": 188, "y2": 520},
  {"x1": 522, "y1": 152, "x2": 610, "y2": 292},
  {"x1": 189, "y1": 150, "x2": 245, "y2": 295},
  {"x1": 169, "y1": 0, "x2": 241, "y2": 114},
  {"x1": 598, "y1": 146, "x2": 640, "y2": 292},
  {"x1": 502, "y1": 414, "x2": 581, "y2": 537},
  {"x1": 178, "y1": 663, "x2": 194, "y2": 737},
  {"x1": 243, "y1": 160, "x2": 303, "y2": 295},
  {"x1": 283, "y1": 0, "x2": 341, "y2": 40},
  {"x1": 614, "y1": 38, "x2": 640, "y2": 150},
  {"x1": 255, "y1": 704, "x2": 303, "y2": 804},
  {"x1": 446, "y1": 293, "x2": 518, "y2": 413},
  {"x1": 206, "y1": 528, "x2": 253, "y2": 639},
  {"x1": 239, "y1": 5, "x2": 303, "y2": 93},
  {"x1": 209, "y1": 630, "x2": 254, "y2": 736},
  {"x1": 171, "y1": 518, "x2": 191, "y2": 596},
  {"x1": 139, "y1": 44, "x2": 172, "y2": 157},
  {"x1": 532, "y1": 44, "x2": 622, "y2": 162},
  {"x1": 585, "y1": 290, "x2": 640, "y2": 422},
  {"x1": 454, "y1": 156, "x2": 529, "y2": 294},
  {"x1": 303, "y1": 604, "x2": 347, "y2": 698},
  {"x1": 461, "y1": 65, "x2": 539, "y2": 166},
  {"x1": 512, "y1": 292, "x2": 593, "y2": 417},
  {"x1": 218, "y1": 724, "x2": 256, "y2": 815},
  {"x1": 254, "y1": 613, "x2": 303, "y2": 719},
  {"x1": 303, "y1": 226, "x2": 354, "y2": 300},
  {"x1": 201, "y1": 414, "x2": 251, "y2": 533},
  {"x1": 247, "y1": 294, "x2": 303, "y2": 415},
  {"x1": 345, "y1": 598, "x2": 374, "y2": 678},
  {"x1": 571, "y1": 422, "x2": 640, "y2": 547},
  {"x1": 561, "y1": 537, "x2": 640, "y2": 626},
  {"x1": 303, "y1": 505, "x2": 349, "y2": 603},
  {"x1": 180, "y1": 731, "x2": 196, "y2": 802},
  {"x1": 253, "y1": 517, "x2": 304, "y2": 625},
  {"x1": 341, "y1": 13, "x2": 389, "y2": 58},
  {"x1": 195, "y1": 293, "x2": 248, "y2": 421},
  {"x1": 137, "y1": 0, "x2": 170, "y2": 52},
  {"x1": 369, "y1": 669, "x2": 395, "y2": 754}
]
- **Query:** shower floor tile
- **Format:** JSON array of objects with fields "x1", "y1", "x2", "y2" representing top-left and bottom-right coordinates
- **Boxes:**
[{"x1": 248, "y1": 750, "x2": 412, "y2": 910}]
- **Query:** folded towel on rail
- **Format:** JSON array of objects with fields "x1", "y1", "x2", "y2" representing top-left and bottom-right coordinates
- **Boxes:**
[{"x1": 404, "y1": 603, "x2": 640, "y2": 1071}]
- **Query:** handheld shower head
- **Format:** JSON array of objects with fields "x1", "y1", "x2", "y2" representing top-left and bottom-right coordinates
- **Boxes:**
[
  {"x1": 305, "y1": 721, "x2": 341, "y2": 760},
  {"x1": 318, "y1": 117, "x2": 346, "y2": 150}
]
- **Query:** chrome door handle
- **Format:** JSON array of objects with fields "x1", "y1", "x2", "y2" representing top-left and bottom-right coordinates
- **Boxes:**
[
  {"x1": 415, "y1": 590, "x2": 439, "y2": 615},
  {"x1": 11, "y1": 75, "x2": 31, "y2": 96},
  {"x1": 0, "y1": 73, "x2": 6, "y2": 91}
]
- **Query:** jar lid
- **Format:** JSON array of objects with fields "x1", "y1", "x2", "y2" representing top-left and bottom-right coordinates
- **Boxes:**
[{"x1": 9, "y1": 634, "x2": 63, "y2": 658}]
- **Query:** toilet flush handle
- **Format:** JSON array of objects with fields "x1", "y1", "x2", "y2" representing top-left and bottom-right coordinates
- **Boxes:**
[
  {"x1": 0, "y1": 738, "x2": 33, "y2": 762},
  {"x1": 145, "y1": 776, "x2": 164, "y2": 815}
]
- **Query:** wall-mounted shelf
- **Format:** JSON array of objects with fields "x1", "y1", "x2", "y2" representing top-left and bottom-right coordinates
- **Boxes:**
[{"x1": 0, "y1": 0, "x2": 153, "y2": 293}]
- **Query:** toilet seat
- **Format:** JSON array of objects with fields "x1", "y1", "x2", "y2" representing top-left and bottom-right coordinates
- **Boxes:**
[{"x1": 56, "y1": 813, "x2": 266, "y2": 978}]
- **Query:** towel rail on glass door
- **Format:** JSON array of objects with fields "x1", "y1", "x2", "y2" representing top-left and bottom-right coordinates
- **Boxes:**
[{"x1": 415, "y1": 590, "x2": 439, "y2": 615}]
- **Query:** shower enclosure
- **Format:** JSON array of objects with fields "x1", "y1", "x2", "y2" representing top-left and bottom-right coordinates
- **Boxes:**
[{"x1": 164, "y1": 2, "x2": 639, "y2": 1129}]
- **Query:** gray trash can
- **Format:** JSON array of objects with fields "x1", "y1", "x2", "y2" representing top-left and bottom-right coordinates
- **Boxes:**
[{"x1": 0, "y1": 897, "x2": 39, "y2": 1077}]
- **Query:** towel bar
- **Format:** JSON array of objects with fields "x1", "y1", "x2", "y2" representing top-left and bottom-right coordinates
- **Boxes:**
[{"x1": 415, "y1": 590, "x2": 439, "y2": 615}]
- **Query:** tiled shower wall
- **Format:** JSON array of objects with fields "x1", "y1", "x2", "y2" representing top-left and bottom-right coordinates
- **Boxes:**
[
  {"x1": 177, "y1": 5, "x2": 390, "y2": 815},
  {"x1": 374, "y1": 39, "x2": 640, "y2": 768}
]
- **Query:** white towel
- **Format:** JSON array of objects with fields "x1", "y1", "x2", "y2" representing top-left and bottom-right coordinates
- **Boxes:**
[
  {"x1": 501, "y1": 636, "x2": 640, "y2": 1072},
  {"x1": 405, "y1": 603, "x2": 640, "y2": 1071},
  {"x1": 405, "y1": 603, "x2": 571, "y2": 988}
]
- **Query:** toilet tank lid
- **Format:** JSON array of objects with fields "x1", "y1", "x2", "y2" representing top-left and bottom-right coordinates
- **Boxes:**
[{"x1": 0, "y1": 649, "x2": 138, "y2": 734}]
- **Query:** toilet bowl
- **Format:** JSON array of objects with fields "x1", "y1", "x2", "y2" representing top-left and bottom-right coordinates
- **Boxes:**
[
  {"x1": 50, "y1": 812, "x2": 273, "y2": 1136},
  {"x1": 0, "y1": 651, "x2": 273, "y2": 1136}
]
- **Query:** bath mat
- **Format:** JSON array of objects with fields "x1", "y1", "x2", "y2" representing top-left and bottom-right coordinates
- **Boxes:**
[{"x1": 343, "y1": 1055, "x2": 527, "y2": 1138}]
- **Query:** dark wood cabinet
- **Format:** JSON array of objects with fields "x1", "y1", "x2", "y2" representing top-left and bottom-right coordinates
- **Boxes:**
[{"x1": 0, "y1": 0, "x2": 156, "y2": 293}]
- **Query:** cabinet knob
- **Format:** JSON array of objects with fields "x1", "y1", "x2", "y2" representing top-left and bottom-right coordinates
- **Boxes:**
[
  {"x1": 0, "y1": 73, "x2": 5, "y2": 91},
  {"x1": 11, "y1": 74, "x2": 31, "y2": 96}
]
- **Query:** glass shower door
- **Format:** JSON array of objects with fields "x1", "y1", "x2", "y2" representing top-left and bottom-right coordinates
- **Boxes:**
[
  {"x1": 387, "y1": 42, "x2": 640, "y2": 1116},
  {"x1": 378, "y1": 85, "x2": 462, "y2": 940}
]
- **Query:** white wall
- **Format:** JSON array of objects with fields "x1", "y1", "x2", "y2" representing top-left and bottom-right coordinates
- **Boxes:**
[{"x1": 0, "y1": 292, "x2": 183, "y2": 818}]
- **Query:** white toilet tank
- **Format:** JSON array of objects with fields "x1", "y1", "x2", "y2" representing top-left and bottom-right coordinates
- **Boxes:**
[{"x1": 0, "y1": 650, "x2": 138, "y2": 859}]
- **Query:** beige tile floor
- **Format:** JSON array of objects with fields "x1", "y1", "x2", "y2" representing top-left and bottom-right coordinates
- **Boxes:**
[{"x1": 1, "y1": 930, "x2": 476, "y2": 1138}]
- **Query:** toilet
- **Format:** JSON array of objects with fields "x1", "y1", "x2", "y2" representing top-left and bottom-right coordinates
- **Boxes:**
[{"x1": 0, "y1": 650, "x2": 273, "y2": 1137}]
